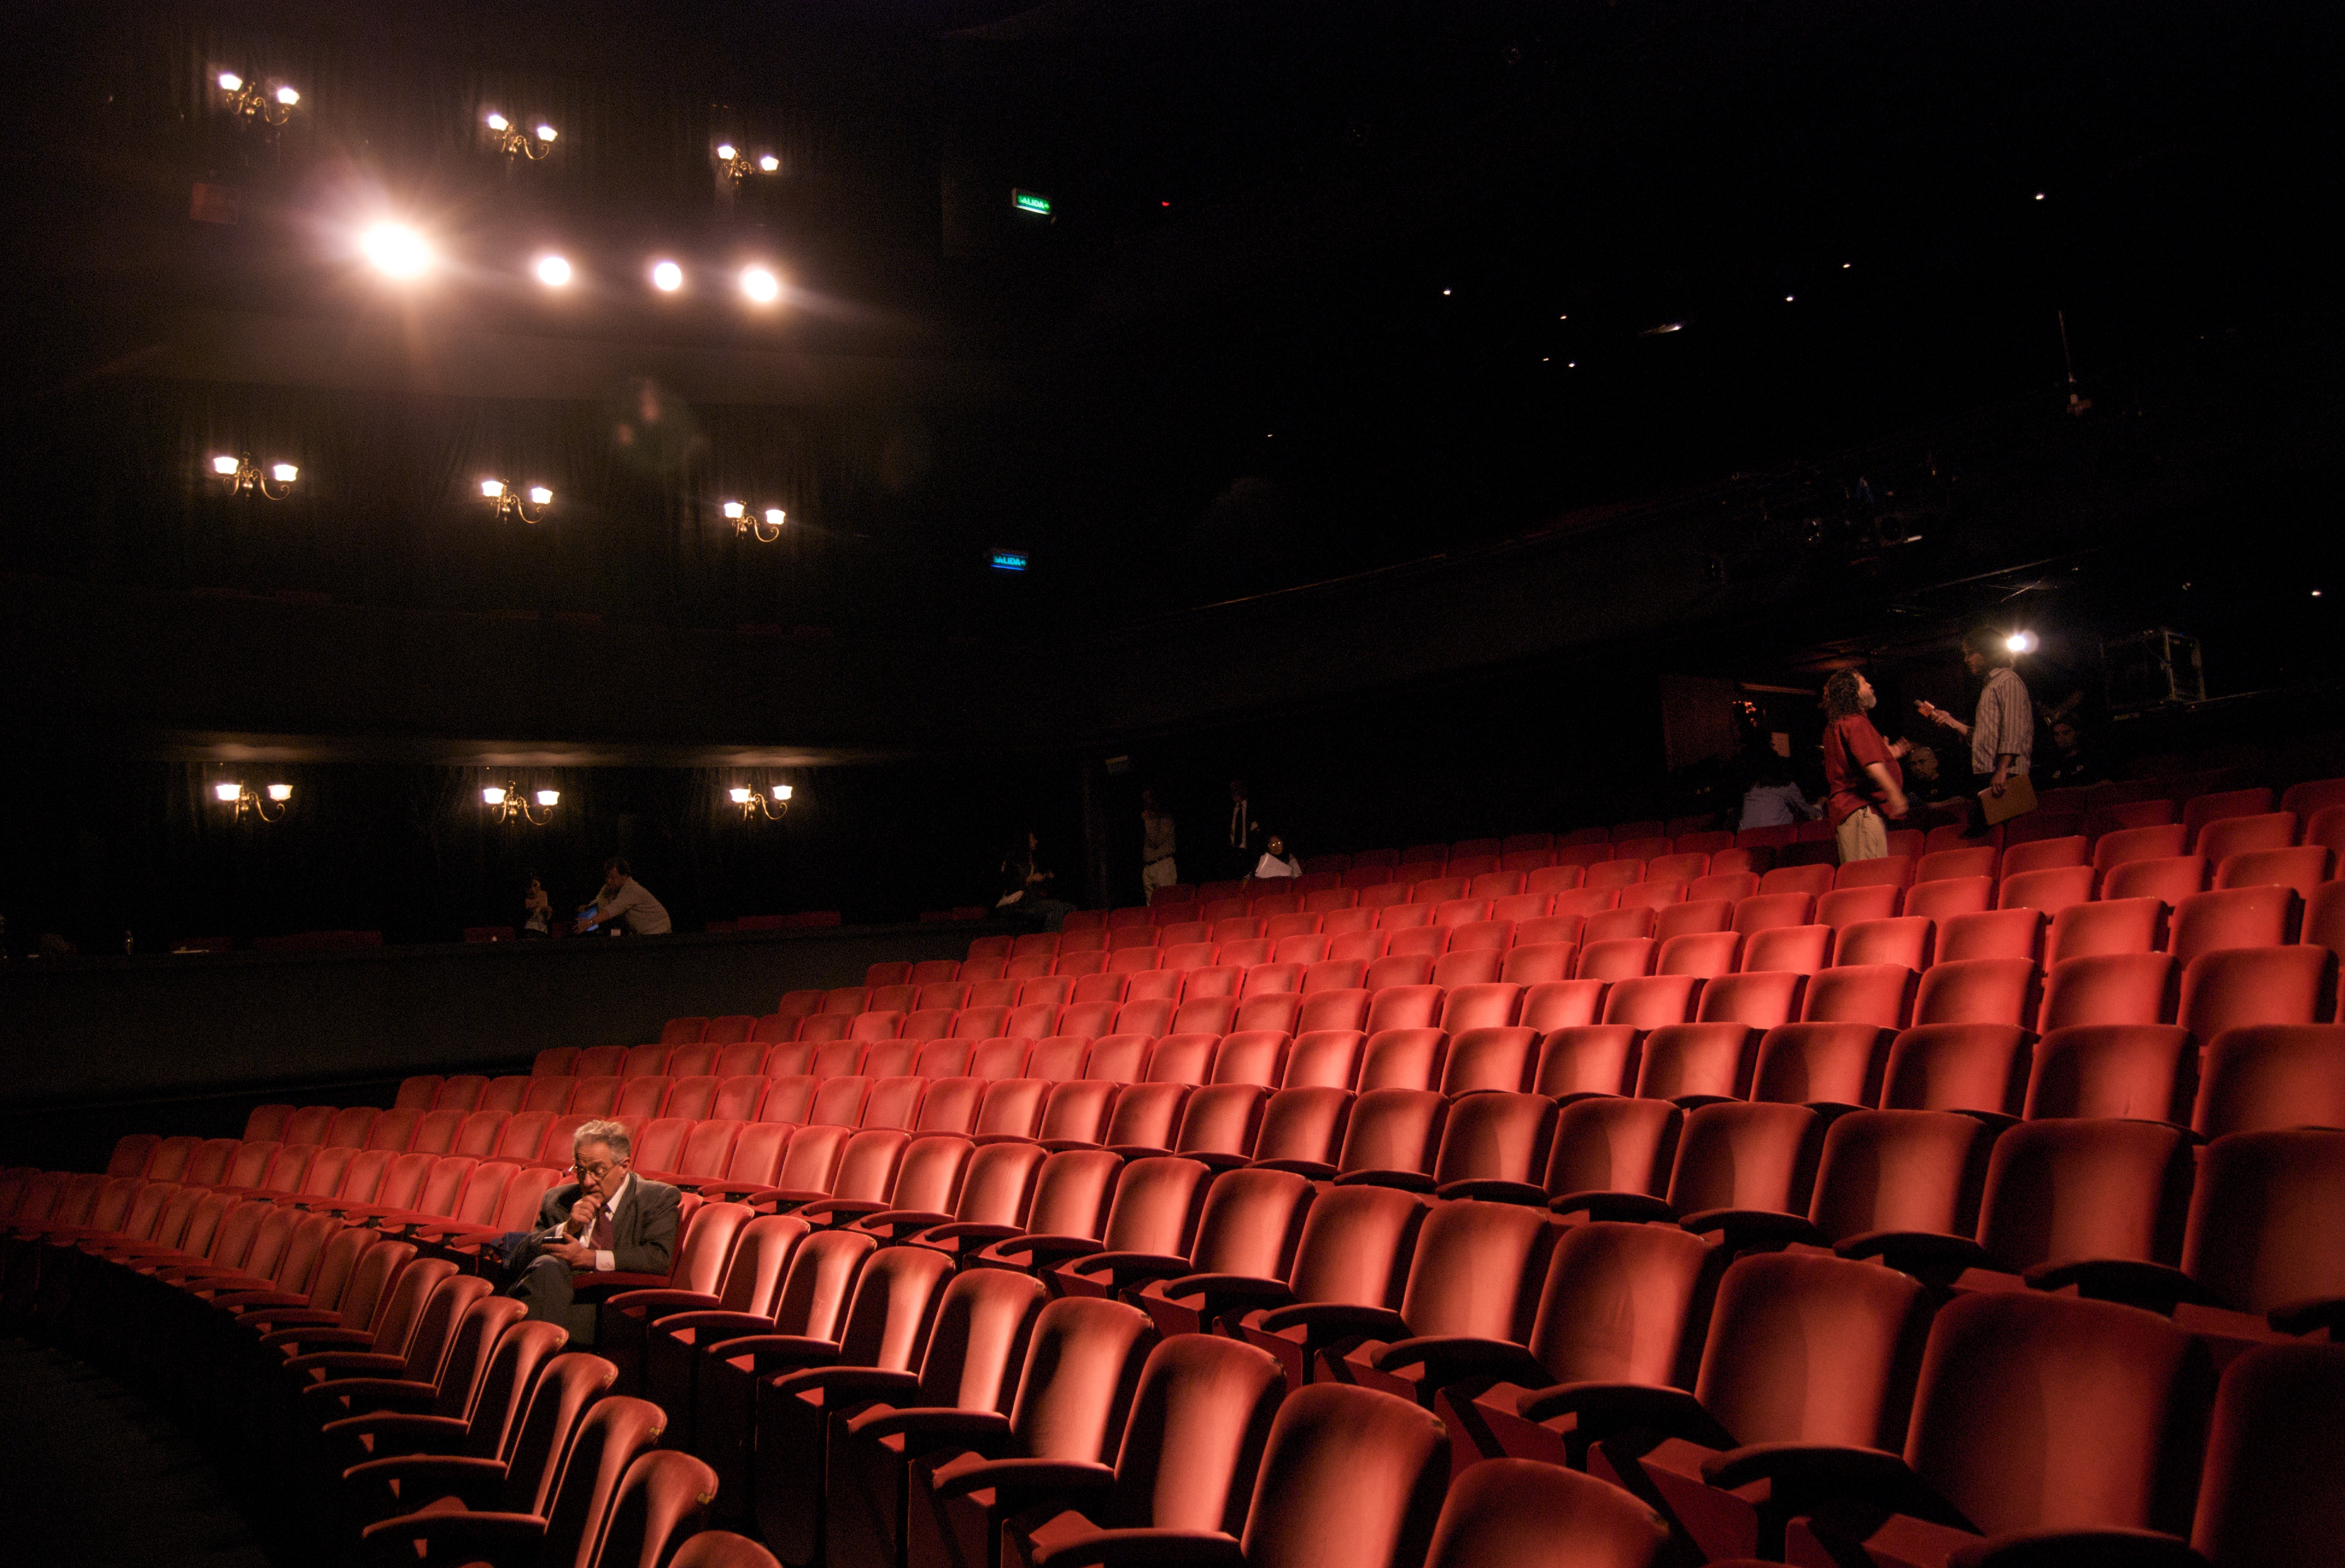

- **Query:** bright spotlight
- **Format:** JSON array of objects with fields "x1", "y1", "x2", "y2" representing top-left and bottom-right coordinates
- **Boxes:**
[
  {"x1": 527, "y1": 486, "x2": 552, "y2": 505},
  {"x1": 274, "y1": 86, "x2": 300, "y2": 106},
  {"x1": 217, "y1": 72, "x2": 243, "y2": 92},
  {"x1": 360, "y1": 223, "x2": 431, "y2": 279},
  {"x1": 2006, "y1": 631, "x2": 2039, "y2": 655},
  {"x1": 758, "y1": 154, "x2": 780, "y2": 172},
  {"x1": 486, "y1": 112, "x2": 509, "y2": 131},
  {"x1": 715, "y1": 142, "x2": 737, "y2": 161},
  {"x1": 481, "y1": 479, "x2": 507, "y2": 499},
  {"x1": 721, "y1": 501, "x2": 745, "y2": 519},
  {"x1": 270, "y1": 463, "x2": 298, "y2": 484},
  {"x1": 212, "y1": 455, "x2": 240, "y2": 475},
  {"x1": 651, "y1": 259, "x2": 683, "y2": 292},
  {"x1": 534, "y1": 253, "x2": 572, "y2": 287},
  {"x1": 740, "y1": 265, "x2": 779, "y2": 303},
  {"x1": 762, "y1": 507, "x2": 786, "y2": 528},
  {"x1": 534, "y1": 123, "x2": 557, "y2": 142}
]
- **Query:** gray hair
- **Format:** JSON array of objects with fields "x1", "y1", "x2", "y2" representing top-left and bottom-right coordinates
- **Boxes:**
[{"x1": 572, "y1": 1118, "x2": 633, "y2": 1164}]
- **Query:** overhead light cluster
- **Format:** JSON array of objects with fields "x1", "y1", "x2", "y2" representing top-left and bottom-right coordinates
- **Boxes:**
[{"x1": 350, "y1": 220, "x2": 786, "y2": 309}]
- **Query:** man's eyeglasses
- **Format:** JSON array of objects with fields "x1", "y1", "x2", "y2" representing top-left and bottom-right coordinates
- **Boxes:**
[{"x1": 568, "y1": 1159, "x2": 627, "y2": 1181}]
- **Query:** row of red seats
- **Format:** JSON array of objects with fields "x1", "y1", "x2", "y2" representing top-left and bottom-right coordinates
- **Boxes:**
[{"x1": 14, "y1": 1115, "x2": 2341, "y2": 1566}]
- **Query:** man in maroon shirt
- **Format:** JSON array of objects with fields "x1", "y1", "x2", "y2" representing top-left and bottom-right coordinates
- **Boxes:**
[{"x1": 1822, "y1": 670, "x2": 1910, "y2": 864}]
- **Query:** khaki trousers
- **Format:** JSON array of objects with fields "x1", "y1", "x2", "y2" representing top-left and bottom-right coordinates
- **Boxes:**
[{"x1": 1836, "y1": 807, "x2": 1888, "y2": 864}]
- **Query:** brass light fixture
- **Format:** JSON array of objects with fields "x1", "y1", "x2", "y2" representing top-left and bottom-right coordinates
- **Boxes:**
[
  {"x1": 720, "y1": 501, "x2": 785, "y2": 542},
  {"x1": 714, "y1": 142, "x2": 781, "y2": 183},
  {"x1": 212, "y1": 453, "x2": 299, "y2": 499},
  {"x1": 483, "y1": 783, "x2": 559, "y2": 825},
  {"x1": 729, "y1": 783, "x2": 793, "y2": 820},
  {"x1": 214, "y1": 780, "x2": 294, "y2": 822},
  {"x1": 217, "y1": 72, "x2": 301, "y2": 127},
  {"x1": 482, "y1": 478, "x2": 553, "y2": 523},
  {"x1": 486, "y1": 112, "x2": 559, "y2": 161}
]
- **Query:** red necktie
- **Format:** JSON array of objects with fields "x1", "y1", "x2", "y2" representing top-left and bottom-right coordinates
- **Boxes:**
[{"x1": 590, "y1": 1201, "x2": 614, "y2": 1251}]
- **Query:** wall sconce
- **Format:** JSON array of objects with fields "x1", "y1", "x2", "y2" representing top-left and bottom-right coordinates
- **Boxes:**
[
  {"x1": 486, "y1": 113, "x2": 559, "y2": 160},
  {"x1": 729, "y1": 783, "x2": 793, "y2": 820},
  {"x1": 721, "y1": 501, "x2": 786, "y2": 542},
  {"x1": 484, "y1": 783, "x2": 559, "y2": 825},
  {"x1": 482, "y1": 479, "x2": 553, "y2": 523},
  {"x1": 714, "y1": 142, "x2": 781, "y2": 183},
  {"x1": 212, "y1": 453, "x2": 299, "y2": 499},
  {"x1": 214, "y1": 780, "x2": 293, "y2": 822},
  {"x1": 218, "y1": 72, "x2": 301, "y2": 127}
]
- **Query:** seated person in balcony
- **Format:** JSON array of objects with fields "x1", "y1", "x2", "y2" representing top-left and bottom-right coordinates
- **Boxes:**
[
  {"x1": 510, "y1": 1119, "x2": 680, "y2": 1343},
  {"x1": 576, "y1": 856, "x2": 671, "y2": 935},
  {"x1": 521, "y1": 873, "x2": 554, "y2": 938},
  {"x1": 999, "y1": 829, "x2": 1077, "y2": 930},
  {"x1": 1738, "y1": 754, "x2": 1820, "y2": 829},
  {"x1": 1140, "y1": 788, "x2": 1179, "y2": 897},
  {"x1": 1252, "y1": 833, "x2": 1303, "y2": 879}
]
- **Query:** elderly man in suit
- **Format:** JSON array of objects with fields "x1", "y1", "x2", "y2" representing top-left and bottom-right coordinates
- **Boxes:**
[{"x1": 510, "y1": 1118, "x2": 681, "y2": 1343}]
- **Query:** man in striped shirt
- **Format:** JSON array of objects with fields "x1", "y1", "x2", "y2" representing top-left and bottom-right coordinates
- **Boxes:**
[{"x1": 1917, "y1": 626, "x2": 2034, "y2": 826}]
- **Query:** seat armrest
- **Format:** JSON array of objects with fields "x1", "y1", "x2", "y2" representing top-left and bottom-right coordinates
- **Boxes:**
[
  {"x1": 323, "y1": 1412, "x2": 472, "y2": 1461},
  {"x1": 604, "y1": 1288, "x2": 723, "y2": 1318},
  {"x1": 1256, "y1": 1301, "x2": 1410, "y2": 1345},
  {"x1": 666, "y1": 1310, "x2": 780, "y2": 1344},
  {"x1": 930, "y1": 1455, "x2": 1117, "y2": 1506},
  {"x1": 841, "y1": 1406, "x2": 1013, "y2": 1455},
  {"x1": 2267, "y1": 1294, "x2": 2345, "y2": 1336},
  {"x1": 978, "y1": 1233, "x2": 1109, "y2": 1269},
  {"x1": 706, "y1": 1333, "x2": 844, "y2": 1375},
  {"x1": 911, "y1": 1221, "x2": 1022, "y2": 1248},
  {"x1": 1515, "y1": 1380, "x2": 1726, "y2": 1449},
  {"x1": 1433, "y1": 1178, "x2": 1549, "y2": 1207},
  {"x1": 1547, "y1": 1190, "x2": 1675, "y2": 1222},
  {"x1": 2021, "y1": 1259, "x2": 2207, "y2": 1313},
  {"x1": 211, "y1": 1289, "x2": 311, "y2": 1312},
  {"x1": 342, "y1": 1453, "x2": 509, "y2": 1511},
  {"x1": 288, "y1": 1351, "x2": 408, "y2": 1379},
  {"x1": 1153, "y1": 1273, "x2": 1295, "y2": 1320},
  {"x1": 1677, "y1": 1207, "x2": 1827, "y2": 1251},
  {"x1": 773, "y1": 1366, "x2": 928, "y2": 1403},
  {"x1": 1062, "y1": 1251, "x2": 1192, "y2": 1289},
  {"x1": 1703, "y1": 1439, "x2": 1920, "y2": 1499},
  {"x1": 1942, "y1": 1525, "x2": 2205, "y2": 1568},
  {"x1": 303, "y1": 1376, "x2": 438, "y2": 1415},
  {"x1": 1031, "y1": 1529, "x2": 1246, "y2": 1568},
  {"x1": 1371, "y1": 1334, "x2": 1550, "y2": 1389},
  {"x1": 797, "y1": 1198, "x2": 890, "y2": 1224},
  {"x1": 571, "y1": 1272, "x2": 671, "y2": 1298},
  {"x1": 1834, "y1": 1230, "x2": 1989, "y2": 1280},
  {"x1": 265, "y1": 1325, "x2": 374, "y2": 1353},
  {"x1": 1329, "y1": 1169, "x2": 1437, "y2": 1193},
  {"x1": 848, "y1": 1209, "x2": 957, "y2": 1240},
  {"x1": 358, "y1": 1508, "x2": 546, "y2": 1565}
]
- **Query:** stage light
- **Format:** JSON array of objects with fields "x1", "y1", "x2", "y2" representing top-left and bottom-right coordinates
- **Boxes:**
[
  {"x1": 1785, "y1": 294, "x2": 1795, "y2": 302},
  {"x1": 218, "y1": 72, "x2": 242, "y2": 92},
  {"x1": 212, "y1": 453, "x2": 297, "y2": 499},
  {"x1": 361, "y1": 223, "x2": 431, "y2": 279},
  {"x1": 1441, "y1": 288, "x2": 1452, "y2": 296},
  {"x1": 740, "y1": 265, "x2": 780, "y2": 303},
  {"x1": 730, "y1": 781, "x2": 791, "y2": 820},
  {"x1": 758, "y1": 154, "x2": 779, "y2": 172},
  {"x1": 2006, "y1": 631, "x2": 2039, "y2": 655},
  {"x1": 729, "y1": 503, "x2": 783, "y2": 542},
  {"x1": 534, "y1": 254, "x2": 572, "y2": 286},
  {"x1": 2034, "y1": 192, "x2": 2045, "y2": 200},
  {"x1": 486, "y1": 113, "x2": 557, "y2": 160},
  {"x1": 651, "y1": 259, "x2": 683, "y2": 292},
  {"x1": 218, "y1": 72, "x2": 300, "y2": 127}
]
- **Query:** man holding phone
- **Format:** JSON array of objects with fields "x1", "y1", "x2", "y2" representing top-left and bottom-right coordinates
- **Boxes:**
[{"x1": 509, "y1": 1119, "x2": 681, "y2": 1342}]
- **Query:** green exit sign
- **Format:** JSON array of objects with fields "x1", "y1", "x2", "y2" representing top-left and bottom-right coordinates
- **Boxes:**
[{"x1": 1012, "y1": 188, "x2": 1053, "y2": 217}]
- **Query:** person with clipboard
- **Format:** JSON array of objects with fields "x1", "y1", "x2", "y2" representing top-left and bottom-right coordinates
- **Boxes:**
[{"x1": 1916, "y1": 625, "x2": 2036, "y2": 832}]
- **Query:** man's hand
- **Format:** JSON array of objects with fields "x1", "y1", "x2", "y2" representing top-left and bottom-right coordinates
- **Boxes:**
[
  {"x1": 1884, "y1": 789, "x2": 1911, "y2": 820},
  {"x1": 568, "y1": 1194, "x2": 599, "y2": 1231},
  {"x1": 542, "y1": 1239, "x2": 595, "y2": 1269},
  {"x1": 1989, "y1": 767, "x2": 2010, "y2": 798},
  {"x1": 1888, "y1": 738, "x2": 1912, "y2": 759}
]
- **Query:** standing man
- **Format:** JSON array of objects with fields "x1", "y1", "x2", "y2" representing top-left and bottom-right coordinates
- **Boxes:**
[
  {"x1": 576, "y1": 856, "x2": 671, "y2": 934},
  {"x1": 1822, "y1": 670, "x2": 1910, "y2": 864},
  {"x1": 1139, "y1": 788, "x2": 1179, "y2": 900},
  {"x1": 1226, "y1": 779, "x2": 1261, "y2": 880},
  {"x1": 1916, "y1": 625, "x2": 2034, "y2": 826},
  {"x1": 510, "y1": 1119, "x2": 681, "y2": 1342}
]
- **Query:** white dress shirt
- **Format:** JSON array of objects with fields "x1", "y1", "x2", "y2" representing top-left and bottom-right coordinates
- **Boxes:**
[{"x1": 541, "y1": 1172, "x2": 629, "y2": 1272}]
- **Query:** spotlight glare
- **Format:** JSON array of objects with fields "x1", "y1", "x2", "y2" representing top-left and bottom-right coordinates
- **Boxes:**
[
  {"x1": 651, "y1": 259, "x2": 683, "y2": 292},
  {"x1": 214, "y1": 782, "x2": 242, "y2": 802},
  {"x1": 217, "y1": 72, "x2": 242, "y2": 92},
  {"x1": 534, "y1": 789, "x2": 559, "y2": 807},
  {"x1": 270, "y1": 463, "x2": 298, "y2": 483},
  {"x1": 763, "y1": 507, "x2": 786, "y2": 528},
  {"x1": 2005, "y1": 631, "x2": 2039, "y2": 655},
  {"x1": 721, "y1": 501, "x2": 745, "y2": 519},
  {"x1": 534, "y1": 253, "x2": 572, "y2": 287},
  {"x1": 527, "y1": 486, "x2": 552, "y2": 506},
  {"x1": 212, "y1": 455, "x2": 239, "y2": 475},
  {"x1": 481, "y1": 479, "x2": 506, "y2": 498},
  {"x1": 360, "y1": 222, "x2": 431, "y2": 279},
  {"x1": 729, "y1": 787, "x2": 753, "y2": 804},
  {"x1": 481, "y1": 786, "x2": 506, "y2": 805},
  {"x1": 715, "y1": 142, "x2": 737, "y2": 160},
  {"x1": 740, "y1": 265, "x2": 780, "y2": 303},
  {"x1": 486, "y1": 112, "x2": 509, "y2": 131},
  {"x1": 758, "y1": 154, "x2": 779, "y2": 172},
  {"x1": 266, "y1": 784, "x2": 293, "y2": 802},
  {"x1": 275, "y1": 86, "x2": 300, "y2": 106},
  {"x1": 534, "y1": 123, "x2": 557, "y2": 142}
]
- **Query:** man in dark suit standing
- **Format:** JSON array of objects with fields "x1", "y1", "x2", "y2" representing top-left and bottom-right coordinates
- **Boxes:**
[{"x1": 510, "y1": 1118, "x2": 681, "y2": 1344}]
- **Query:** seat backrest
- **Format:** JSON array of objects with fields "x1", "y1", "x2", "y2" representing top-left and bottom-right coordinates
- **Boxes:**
[
  {"x1": 829, "y1": 1243, "x2": 957, "y2": 1372},
  {"x1": 1237, "y1": 1384, "x2": 1450, "y2": 1568},
  {"x1": 715, "y1": 1215, "x2": 812, "y2": 1317},
  {"x1": 1902, "y1": 1290, "x2": 2209, "y2": 1538},
  {"x1": 1977, "y1": 1117, "x2": 2195, "y2": 1274},
  {"x1": 1880, "y1": 1023, "x2": 2034, "y2": 1117},
  {"x1": 1665, "y1": 1102, "x2": 1822, "y2": 1219},
  {"x1": 495, "y1": 1353, "x2": 622, "y2": 1514},
  {"x1": 769, "y1": 1228, "x2": 879, "y2": 1338},
  {"x1": 538, "y1": 1396, "x2": 671, "y2": 1568},
  {"x1": 1697, "y1": 1250, "x2": 1930, "y2": 1453},
  {"x1": 1739, "y1": 925, "x2": 1832, "y2": 976},
  {"x1": 1107, "y1": 1335, "x2": 1286, "y2": 1537},
  {"x1": 1524, "y1": 1219, "x2": 1714, "y2": 1389},
  {"x1": 2182, "y1": 1129, "x2": 2345, "y2": 1317},
  {"x1": 1632, "y1": 1023, "x2": 1756, "y2": 1104},
  {"x1": 2191, "y1": 1339, "x2": 2345, "y2": 1567},
  {"x1": 1335, "y1": 1088, "x2": 1447, "y2": 1184},
  {"x1": 1004, "y1": 1297, "x2": 1157, "y2": 1462},
  {"x1": 1097, "y1": 1157, "x2": 1212, "y2": 1256},
  {"x1": 1529, "y1": 1025, "x2": 1638, "y2": 1099},
  {"x1": 2169, "y1": 885, "x2": 2299, "y2": 966},
  {"x1": 2024, "y1": 1025, "x2": 2197, "y2": 1125},
  {"x1": 2180, "y1": 946, "x2": 2337, "y2": 1040},
  {"x1": 1807, "y1": 1107, "x2": 1999, "y2": 1245},
  {"x1": 2192, "y1": 1024, "x2": 2345, "y2": 1139},
  {"x1": 1021, "y1": 1150, "x2": 1123, "y2": 1241},
  {"x1": 1393, "y1": 1198, "x2": 1555, "y2": 1342}
]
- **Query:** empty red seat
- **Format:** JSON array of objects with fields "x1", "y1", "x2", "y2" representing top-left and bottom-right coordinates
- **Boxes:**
[
  {"x1": 1499, "y1": 941, "x2": 1578, "y2": 985},
  {"x1": 2039, "y1": 952, "x2": 2180, "y2": 1031},
  {"x1": 1690, "y1": 870, "x2": 1761, "y2": 904},
  {"x1": 1602, "y1": 975, "x2": 1703, "y2": 1029},
  {"x1": 1800, "y1": 965, "x2": 1916, "y2": 1029},
  {"x1": 1998, "y1": 833, "x2": 2087, "y2": 877},
  {"x1": 1815, "y1": 886, "x2": 1901, "y2": 932},
  {"x1": 2101, "y1": 854, "x2": 2211, "y2": 906},
  {"x1": 2192, "y1": 1025, "x2": 2345, "y2": 1139},
  {"x1": 2094, "y1": 823, "x2": 2189, "y2": 875},
  {"x1": 1695, "y1": 971, "x2": 1807, "y2": 1031},
  {"x1": 1915, "y1": 846, "x2": 1998, "y2": 884},
  {"x1": 1748, "y1": 1022, "x2": 1890, "y2": 1109},
  {"x1": 1657, "y1": 931, "x2": 1741, "y2": 979},
  {"x1": 2023, "y1": 1025, "x2": 2196, "y2": 1124},
  {"x1": 2216, "y1": 844, "x2": 2333, "y2": 902},
  {"x1": 1998, "y1": 864, "x2": 2096, "y2": 915},
  {"x1": 1911, "y1": 957, "x2": 2039, "y2": 1028},
  {"x1": 1651, "y1": 899, "x2": 1733, "y2": 943},
  {"x1": 1581, "y1": 906, "x2": 1655, "y2": 944},
  {"x1": 1577, "y1": 938, "x2": 1657, "y2": 982},
  {"x1": 1936, "y1": 906, "x2": 2045, "y2": 964},
  {"x1": 1879, "y1": 1023, "x2": 2034, "y2": 1118},
  {"x1": 2040, "y1": 896, "x2": 2160, "y2": 967},
  {"x1": 1329, "y1": 1087, "x2": 1448, "y2": 1188},
  {"x1": 1833, "y1": 916, "x2": 1934, "y2": 971},
  {"x1": 1356, "y1": 1028, "x2": 1448, "y2": 1093},
  {"x1": 1438, "y1": 1028, "x2": 1539, "y2": 1095},
  {"x1": 2170, "y1": 884, "x2": 2299, "y2": 964},
  {"x1": 1518, "y1": 981, "x2": 1605, "y2": 1032},
  {"x1": 1759, "y1": 865, "x2": 1834, "y2": 900},
  {"x1": 1900, "y1": 876, "x2": 1995, "y2": 922},
  {"x1": 2185, "y1": 786, "x2": 2277, "y2": 850},
  {"x1": 2180, "y1": 946, "x2": 2337, "y2": 1040},
  {"x1": 1280, "y1": 1030, "x2": 1366, "y2": 1090}
]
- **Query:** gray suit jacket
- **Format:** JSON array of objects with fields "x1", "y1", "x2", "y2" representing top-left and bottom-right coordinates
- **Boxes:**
[{"x1": 536, "y1": 1174, "x2": 682, "y2": 1277}]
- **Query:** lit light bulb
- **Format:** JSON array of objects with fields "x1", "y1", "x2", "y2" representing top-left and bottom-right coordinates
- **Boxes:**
[
  {"x1": 360, "y1": 222, "x2": 431, "y2": 279},
  {"x1": 266, "y1": 784, "x2": 293, "y2": 802},
  {"x1": 534, "y1": 123, "x2": 557, "y2": 142},
  {"x1": 762, "y1": 507, "x2": 785, "y2": 528},
  {"x1": 275, "y1": 86, "x2": 300, "y2": 106},
  {"x1": 534, "y1": 789, "x2": 559, "y2": 807},
  {"x1": 715, "y1": 142, "x2": 737, "y2": 161},
  {"x1": 535, "y1": 253, "x2": 572, "y2": 286},
  {"x1": 486, "y1": 112, "x2": 509, "y2": 131},
  {"x1": 481, "y1": 479, "x2": 507, "y2": 498},
  {"x1": 758, "y1": 154, "x2": 779, "y2": 172},
  {"x1": 218, "y1": 72, "x2": 243, "y2": 92},
  {"x1": 270, "y1": 463, "x2": 297, "y2": 483},
  {"x1": 721, "y1": 501, "x2": 745, "y2": 519},
  {"x1": 651, "y1": 259, "x2": 683, "y2": 292},
  {"x1": 213, "y1": 455, "x2": 240, "y2": 475},
  {"x1": 2005, "y1": 631, "x2": 2039, "y2": 655},
  {"x1": 729, "y1": 787, "x2": 753, "y2": 805},
  {"x1": 527, "y1": 486, "x2": 552, "y2": 505},
  {"x1": 482, "y1": 786, "x2": 507, "y2": 805},
  {"x1": 740, "y1": 265, "x2": 779, "y2": 303},
  {"x1": 215, "y1": 783, "x2": 243, "y2": 802},
  {"x1": 773, "y1": 785, "x2": 793, "y2": 801}
]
